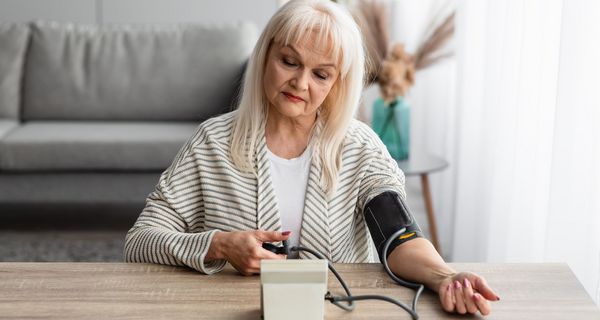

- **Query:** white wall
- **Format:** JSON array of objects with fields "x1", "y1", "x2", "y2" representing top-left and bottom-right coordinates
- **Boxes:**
[
  {"x1": 0, "y1": 0, "x2": 278, "y2": 31},
  {"x1": 0, "y1": 0, "x2": 96, "y2": 23}
]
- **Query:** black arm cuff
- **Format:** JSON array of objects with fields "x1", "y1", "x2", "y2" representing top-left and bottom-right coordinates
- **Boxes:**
[{"x1": 363, "y1": 191, "x2": 423, "y2": 260}]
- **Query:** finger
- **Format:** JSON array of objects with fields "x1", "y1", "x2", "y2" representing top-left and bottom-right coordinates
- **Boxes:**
[
  {"x1": 244, "y1": 267, "x2": 260, "y2": 276},
  {"x1": 246, "y1": 257, "x2": 266, "y2": 274},
  {"x1": 249, "y1": 262, "x2": 261, "y2": 275},
  {"x1": 255, "y1": 230, "x2": 292, "y2": 242},
  {"x1": 231, "y1": 262, "x2": 255, "y2": 276},
  {"x1": 254, "y1": 247, "x2": 283, "y2": 260},
  {"x1": 441, "y1": 283, "x2": 454, "y2": 312},
  {"x1": 258, "y1": 251, "x2": 287, "y2": 260},
  {"x1": 453, "y1": 280, "x2": 467, "y2": 314},
  {"x1": 473, "y1": 275, "x2": 500, "y2": 301},
  {"x1": 473, "y1": 293, "x2": 491, "y2": 315},
  {"x1": 462, "y1": 278, "x2": 478, "y2": 314}
]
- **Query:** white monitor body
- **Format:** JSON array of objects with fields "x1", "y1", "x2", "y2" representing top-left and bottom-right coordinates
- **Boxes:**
[{"x1": 260, "y1": 259, "x2": 328, "y2": 320}]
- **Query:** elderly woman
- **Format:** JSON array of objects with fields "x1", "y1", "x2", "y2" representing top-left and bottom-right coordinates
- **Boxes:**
[{"x1": 125, "y1": 0, "x2": 498, "y2": 315}]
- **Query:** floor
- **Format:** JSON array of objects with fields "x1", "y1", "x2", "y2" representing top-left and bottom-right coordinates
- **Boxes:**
[
  {"x1": 0, "y1": 178, "x2": 431, "y2": 262},
  {"x1": 0, "y1": 204, "x2": 140, "y2": 262}
]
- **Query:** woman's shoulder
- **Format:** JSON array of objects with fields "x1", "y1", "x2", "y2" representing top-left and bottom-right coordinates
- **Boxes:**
[
  {"x1": 345, "y1": 118, "x2": 385, "y2": 150},
  {"x1": 188, "y1": 110, "x2": 237, "y2": 147},
  {"x1": 197, "y1": 110, "x2": 237, "y2": 134},
  {"x1": 160, "y1": 111, "x2": 237, "y2": 184}
]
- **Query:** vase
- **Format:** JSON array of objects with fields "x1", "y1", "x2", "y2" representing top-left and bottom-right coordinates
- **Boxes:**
[{"x1": 371, "y1": 96, "x2": 410, "y2": 160}]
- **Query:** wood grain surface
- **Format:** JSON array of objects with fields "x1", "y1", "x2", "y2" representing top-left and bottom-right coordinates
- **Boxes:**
[{"x1": 0, "y1": 262, "x2": 598, "y2": 319}]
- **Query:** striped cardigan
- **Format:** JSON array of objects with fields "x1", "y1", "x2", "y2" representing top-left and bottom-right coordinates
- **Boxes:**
[{"x1": 124, "y1": 111, "x2": 406, "y2": 274}]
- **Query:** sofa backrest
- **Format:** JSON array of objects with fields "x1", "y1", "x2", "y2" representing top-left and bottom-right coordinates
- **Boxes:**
[
  {"x1": 0, "y1": 23, "x2": 30, "y2": 119},
  {"x1": 21, "y1": 21, "x2": 256, "y2": 121}
]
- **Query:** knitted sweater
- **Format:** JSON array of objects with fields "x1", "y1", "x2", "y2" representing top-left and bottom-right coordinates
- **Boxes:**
[{"x1": 124, "y1": 111, "x2": 406, "y2": 274}]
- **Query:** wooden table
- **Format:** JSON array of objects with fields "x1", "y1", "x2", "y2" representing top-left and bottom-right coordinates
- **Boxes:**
[{"x1": 1, "y1": 263, "x2": 598, "y2": 319}]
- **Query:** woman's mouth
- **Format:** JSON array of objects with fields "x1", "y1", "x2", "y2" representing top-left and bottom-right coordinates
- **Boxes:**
[{"x1": 283, "y1": 92, "x2": 304, "y2": 103}]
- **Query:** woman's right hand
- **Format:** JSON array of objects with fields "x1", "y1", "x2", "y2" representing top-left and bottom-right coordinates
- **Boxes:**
[{"x1": 207, "y1": 230, "x2": 291, "y2": 276}]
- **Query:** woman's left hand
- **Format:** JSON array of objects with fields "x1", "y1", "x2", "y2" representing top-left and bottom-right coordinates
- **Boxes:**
[{"x1": 438, "y1": 272, "x2": 499, "y2": 315}]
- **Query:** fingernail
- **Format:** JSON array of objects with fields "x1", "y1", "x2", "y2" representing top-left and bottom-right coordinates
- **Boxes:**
[
  {"x1": 282, "y1": 231, "x2": 291, "y2": 236},
  {"x1": 447, "y1": 284, "x2": 451, "y2": 292},
  {"x1": 454, "y1": 280, "x2": 461, "y2": 289},
  {"x1": 473, "y1": 294, "x2": 479, "y2": 301},
  {"x1": 464, "y1": 278, "x2": 470, "y2": 288},
  {"x1": 496, "y1": 295, "x2": 501, "y2": 301}
]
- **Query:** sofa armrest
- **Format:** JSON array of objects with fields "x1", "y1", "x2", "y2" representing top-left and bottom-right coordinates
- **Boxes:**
[{"x1": 0, "y1": 119, "x2": 18, "y2": 140}]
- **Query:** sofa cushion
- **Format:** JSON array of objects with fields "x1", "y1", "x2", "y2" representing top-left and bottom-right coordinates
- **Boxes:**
[
  {"x1": 0, "y1": 172, "x2": 160, "y2": 204},
  {"x1": 0, "y1": 121, "x2": 198, "y2": 171},
  {"x1": 0, "y1": 23, "x2": 30, "y2": 119},
  {"x1": 22, "y1": 21, "x2": 256, "y2": 121},
  {"x1": 0, "y1": 120, "x2": 19, "y2": 139}
]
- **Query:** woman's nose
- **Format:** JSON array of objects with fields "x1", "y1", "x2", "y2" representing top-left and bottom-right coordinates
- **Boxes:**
[{"x1": 290, "y1": 70, "x2": 309, "y2": 91}]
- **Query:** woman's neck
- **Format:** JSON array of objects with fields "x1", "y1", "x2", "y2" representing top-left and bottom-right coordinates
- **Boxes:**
[{"x1": 265, "y1": 108, "x2": 316, "y2": 159}]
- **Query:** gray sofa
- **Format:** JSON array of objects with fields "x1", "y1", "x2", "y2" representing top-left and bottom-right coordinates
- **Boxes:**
[{"x1": 0, "y1": 21, "x2": 256, "y2": 211}]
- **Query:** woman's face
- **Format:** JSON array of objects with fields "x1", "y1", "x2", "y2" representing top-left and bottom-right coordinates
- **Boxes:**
[{"x1": 263, "y1": 35, "x2": 339, "y2": 122}]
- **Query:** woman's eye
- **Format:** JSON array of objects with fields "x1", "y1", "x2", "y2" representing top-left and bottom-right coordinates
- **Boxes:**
[
  {"x1": 314, "y1": 72, "x2": 328, "y2": 80},
  {"x1": 282, "y1": 58, "x2": 297, "y2": 66}
]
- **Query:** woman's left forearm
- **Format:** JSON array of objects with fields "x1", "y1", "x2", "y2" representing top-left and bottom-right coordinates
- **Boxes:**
[{"x1": 386, "y1": 237, "x2": 456, "y2": 292}]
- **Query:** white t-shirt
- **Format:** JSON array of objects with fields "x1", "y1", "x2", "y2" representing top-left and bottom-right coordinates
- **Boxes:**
[{"x1": 266, "y1": 144, "x2": 312, "y2": 259}]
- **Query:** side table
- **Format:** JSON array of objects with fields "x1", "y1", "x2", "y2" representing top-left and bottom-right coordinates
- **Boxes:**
[{"x1": 396, "y1": 154, "x2": 448, "y2": 253}]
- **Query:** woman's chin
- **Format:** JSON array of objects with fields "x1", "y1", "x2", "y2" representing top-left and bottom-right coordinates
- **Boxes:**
[{"x1": 273, "y1": 104, "x2": 305, "y2": 118}]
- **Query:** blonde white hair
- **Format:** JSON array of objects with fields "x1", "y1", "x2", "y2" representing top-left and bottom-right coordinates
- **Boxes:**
[{"x1": 230, "y1": 0, "x2": 365, "y2": 197}]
